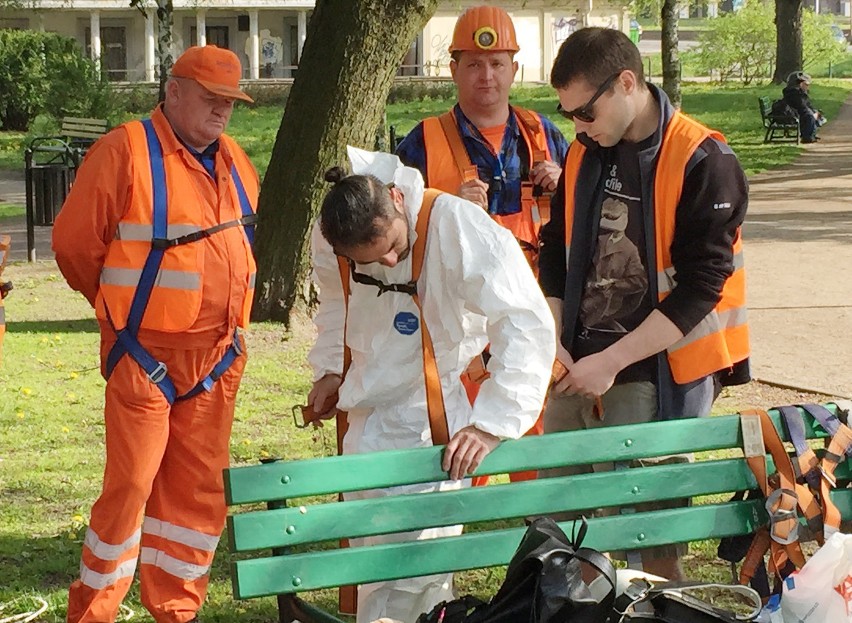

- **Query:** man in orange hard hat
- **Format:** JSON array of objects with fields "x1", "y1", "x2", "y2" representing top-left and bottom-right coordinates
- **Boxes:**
[
  {"x1": 396, "y1": 5, "x2": 569, "y2": 484},
  {"x1": 53, "y1": 45, "x2": 258, "y2": 623}
]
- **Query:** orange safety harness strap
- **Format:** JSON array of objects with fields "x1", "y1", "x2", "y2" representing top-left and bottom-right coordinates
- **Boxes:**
[
  {"x1": 438, "y1": 112, "x2": 480, "y2": 184},
  {"x1": 738, "y1": 409, "x2": 807, "y2": 588}
]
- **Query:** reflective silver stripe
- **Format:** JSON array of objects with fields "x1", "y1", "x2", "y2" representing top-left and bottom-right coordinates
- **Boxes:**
[
  {"x1": 564, "y1": 245, "x2": 571, "y2": 274},
  {"x1": 669, "y1": 306, "x2": 748, "y2": 353},
  {"x1": 100, "y1": 267, "x2": 201, "y2": 291},
  {"x1": 78, "y1": 558, "x2": 137, "y2": 590},
  {"x1": 140, "y1": 547, "x2": 210, "y2": 581},
  {"x1": 83, "y1": 527, "x2": 141, "y2": 561},
  {"x1": 248, "y1": 272, "x2": 256, "y2": 289},
  {"x1": 657, "y1": 251, "x2": 744, "y2": 296},
  {"x1": 142, "y1": 517, "x2": 219, "y2": 552},
  {"x1": 116, "y1": 223, "x2": 203, "y2": 241},
  {"x1": 0, "y1": 306, "x2": 4, "y2": 325}
]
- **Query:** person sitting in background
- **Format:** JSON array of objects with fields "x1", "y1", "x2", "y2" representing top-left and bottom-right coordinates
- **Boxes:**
[{"x1": 783, "y1": 71, "x2": 826, "y2": 143}]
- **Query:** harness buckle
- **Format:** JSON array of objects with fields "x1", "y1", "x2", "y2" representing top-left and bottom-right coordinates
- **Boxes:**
[
  {"x1": 148, "y1": 361, "x2": 169, "y2": 385},
  {"x1": 765, "y1": 488, "x2": 800, "y2": 545},
  {"x1": 233, "y1": 329, "x2": 244, "y2": 356},
  {"x1": 818, "y1": 464, "x2": 838, "y2": 488}
]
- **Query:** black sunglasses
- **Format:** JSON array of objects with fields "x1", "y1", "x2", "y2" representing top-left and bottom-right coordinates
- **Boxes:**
[{"x1": 556, "y1": 71, "x2": 623, "y2": 123}]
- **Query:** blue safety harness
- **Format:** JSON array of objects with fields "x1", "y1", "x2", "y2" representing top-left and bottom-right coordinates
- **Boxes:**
[{"x1": 104, "y1": 118, "x2": 256, "y2": 404}]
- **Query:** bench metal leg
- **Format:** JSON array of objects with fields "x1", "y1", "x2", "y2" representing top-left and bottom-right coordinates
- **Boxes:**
[{"x1": 279, "y1": 594, "x2": 346, "y2": 623}]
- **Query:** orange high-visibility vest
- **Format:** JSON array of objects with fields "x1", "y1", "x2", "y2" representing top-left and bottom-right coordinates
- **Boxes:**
[
  {"x1": 95, "y1": 120, "x2": 257, "y2": 333},
  {"x1": 422, "y1": 107, "x2": 552, "y2": 257},
  {"x1": 562, "y1": 111, "x2": 749, "y2": 385}
]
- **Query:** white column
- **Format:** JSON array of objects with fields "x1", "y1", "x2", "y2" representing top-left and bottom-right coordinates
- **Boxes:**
[
  {"x1": 844, "y1": 0, "x2": 850, "y2": 17},
  {"x1": 679, "y1": 4, "x2": 690, "y2": 18},
  {"x1": 249, "y1": 9, "x2": 259, "y2": 79},
  {"x1": 196, "y1": 10, "x2": 206, "y2": 46},
  {"x1": 708, "y1": 1, "x2": 719, "y2": 18},
  {"x1": 814, "y1": 0, "x2": 820, "y2": 13},
  {"x1": 36, "y1": 13, "x2": 45, "y2": 31},
  {"x1": 297, "y1": 10, "x2": 307, "y2": 60},
  {"x1": 145, "y1": 10, "x2": 155, "y2": 82},
  {"x1": 90, "y1": 10, "x2": 101, "y2": 72}
]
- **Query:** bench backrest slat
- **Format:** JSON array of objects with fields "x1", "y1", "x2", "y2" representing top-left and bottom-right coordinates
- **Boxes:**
[
  {"x1": 233, "y1": 493, "x2": 852, "y2": 598},
  {"x1": 60, "y1": 117, "x2": 109, "y2": 143},
  {"x1": 231, "y1": 456, "x2": 850, "y2": 551},
  {"x1": 225, "y1": 410, "x2": 833, "y2": 504}
]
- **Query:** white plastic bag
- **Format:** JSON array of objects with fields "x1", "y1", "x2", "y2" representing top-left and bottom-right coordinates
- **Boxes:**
[{"x1": 781, "y1": 532, "x2": 852, "y2": 622}]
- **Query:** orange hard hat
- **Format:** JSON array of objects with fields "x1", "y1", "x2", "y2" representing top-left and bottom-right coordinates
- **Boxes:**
[{"x1": 449, "y1": 6, "x2": 519, "y2": 54}]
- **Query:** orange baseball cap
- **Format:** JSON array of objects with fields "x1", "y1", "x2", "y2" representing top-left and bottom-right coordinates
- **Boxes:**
[{"x1": 171, "y1": 45, "x2": 254, "y2": 103}]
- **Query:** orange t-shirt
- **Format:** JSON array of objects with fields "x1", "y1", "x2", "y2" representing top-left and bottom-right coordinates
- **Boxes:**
[{"x1": 479, "y1": 124, "x2": 506, "y2": 155}]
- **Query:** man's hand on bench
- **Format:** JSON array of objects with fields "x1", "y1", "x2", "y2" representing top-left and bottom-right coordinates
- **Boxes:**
[{"x1": 443, "y1": 425, "x2": 500, "y2": 480}]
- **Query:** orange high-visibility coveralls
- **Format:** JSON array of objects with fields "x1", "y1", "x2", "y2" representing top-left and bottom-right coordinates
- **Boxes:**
[{"x1": 53, "y1": 106, "x2": 258, "y2": 623}]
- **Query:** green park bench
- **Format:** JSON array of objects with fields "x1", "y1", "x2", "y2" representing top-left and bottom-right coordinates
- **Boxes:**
[
  {"x1": 224, "y1": 404, "x2": 852, "y2": 623},
  {"x1": 758, "y1": 96, "x2": 800, "y2": 145}
]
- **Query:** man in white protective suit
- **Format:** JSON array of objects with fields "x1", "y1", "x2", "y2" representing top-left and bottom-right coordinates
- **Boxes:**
[{"x1": 306, "y1": 147, "x2": 556, "y2": 623}]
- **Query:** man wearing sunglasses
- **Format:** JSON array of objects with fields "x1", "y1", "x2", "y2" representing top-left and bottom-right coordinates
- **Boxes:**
[{"x1": 538, "y1": 27, "x2": 750, "y2": 581}]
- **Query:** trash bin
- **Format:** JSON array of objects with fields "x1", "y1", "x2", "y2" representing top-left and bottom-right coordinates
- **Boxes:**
[
  {"x1": 26, "y1": 159, "x2": 74, "y2": 226},
  {"x1": 24, "y1": 137, "x2": 77, "y2": 261},
  {"x1": 629, "y1": 28, "x2": 640, "y2": 44}
]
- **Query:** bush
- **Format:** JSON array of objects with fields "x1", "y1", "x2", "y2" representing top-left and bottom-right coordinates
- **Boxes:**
[
  {"x1": 692, "y1": 3, "x2": 775, "y2": 84},
  {"x1": 692, "y1": 6, "x2": 849, "y2": 84},
  {"x1": 0, "y1": 29, "x2": 115, "y2": 131},
  {"x1": 802, "y1": 11, "x2": 847, "y2": 72}
]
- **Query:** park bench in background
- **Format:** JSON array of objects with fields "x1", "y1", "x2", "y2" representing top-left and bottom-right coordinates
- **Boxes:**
[
  {"x1": 224, "y1": 403, "x2": 852, "y2": 623},
  {"x1": 758, "y1": 96, "x2": 799, "y2": 144},
  {"x1": 24, "y1": 116, "x2": 110, "y2": 260}
]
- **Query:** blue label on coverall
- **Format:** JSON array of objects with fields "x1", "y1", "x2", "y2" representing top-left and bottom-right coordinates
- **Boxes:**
[{"x1": 394, "y1": 311, "x2": 419, "y2": 335}]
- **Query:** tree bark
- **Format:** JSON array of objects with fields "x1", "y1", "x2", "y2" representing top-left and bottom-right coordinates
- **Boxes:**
[
  {"x1": 661, "y1": 0, "x2": 681, "y2": 109},
  {"x1": 251, "y1": 0, "x2": 438, "y2": 324},
  {"x1": 773, "y1": 0, "x2": 804, "y2": 84},
  {"x1": 131, "y1": 0, "x2": 173, "y2": 101},
  {"x1": 155, "y1": 0, "x2": 174, "y2": 102}
]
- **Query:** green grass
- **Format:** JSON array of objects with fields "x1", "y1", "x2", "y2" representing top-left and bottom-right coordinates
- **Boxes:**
[
  {"x1": 5, "y1": 80, "x2": 850, "y2": 178},
  {"x1": 1, "y1": 80, "x2": 850, "y2": 621},
  {"x1": 0, "y1": 203, "x2": 24, "y2": 219},
  {"x1": 0, "y1": 259, "x2": 833, "y2": 622}
]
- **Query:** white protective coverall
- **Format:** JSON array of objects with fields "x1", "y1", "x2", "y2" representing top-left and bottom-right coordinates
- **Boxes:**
[{"x1": 308, "y1": 147, "x2": 556, "y2": 623}]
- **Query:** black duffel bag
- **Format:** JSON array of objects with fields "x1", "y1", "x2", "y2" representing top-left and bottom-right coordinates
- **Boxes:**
[{"x1": 416, "y1": 517, "x2": 616, "y2": 623}]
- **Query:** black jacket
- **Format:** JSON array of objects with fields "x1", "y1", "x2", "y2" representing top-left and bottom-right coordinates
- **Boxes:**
[{"x1": 782, "y1": 85, "x2": 817, "y2": 117}]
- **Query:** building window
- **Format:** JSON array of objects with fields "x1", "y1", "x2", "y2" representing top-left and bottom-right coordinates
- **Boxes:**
[
  {"x1": 85, "y1": 26, "x2": 127, "y2": 81},
  {"x1": 398, "y1": 33, "x2": 422, "y2": 76},
  {"x1": 190, "y1": 26, "x2": 230, "y2": 49}
]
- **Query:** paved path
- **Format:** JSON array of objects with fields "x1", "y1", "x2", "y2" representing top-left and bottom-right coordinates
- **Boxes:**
[
  {"x1": 0, "y1": 101, "x2": 850, "y2": 397},
  {"x1": 744, "y1": 99, "x2": 852, "y2": 398}
]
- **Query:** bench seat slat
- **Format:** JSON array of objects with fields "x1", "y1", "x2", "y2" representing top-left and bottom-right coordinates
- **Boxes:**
[
  {"x1": 231, "y1": 457, "x2": 852, "y2": 551},
  {"x1": 224, "y1": 408, "x2": 836, "y2": 504},
  {"x1": 61, "y1": 116, "x2": 109, "y2": 126},
  {"x1": 233, "y1": 493, "x2": 852, "y2": 598}
]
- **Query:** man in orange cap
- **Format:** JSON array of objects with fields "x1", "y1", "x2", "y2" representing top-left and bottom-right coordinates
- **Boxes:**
[
  {"x1": 53, "y1": 45, "x2": 258, "y2": 623},
  {"x1": 396, "y1": 5, "x2": 568, "y2": 484}
]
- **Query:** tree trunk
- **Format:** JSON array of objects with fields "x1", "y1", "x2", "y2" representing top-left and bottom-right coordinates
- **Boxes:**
[
  {"x1": 251, "y1": 0, "x2": 438, "y2": 324},
  {"x1": 661, "y1": 0, "x2": 681, "y2": 109},
  {"x1": 773, "y1": 0, "x2": 803, "y2": 84},
  {"x1": 156, "y1": 0, "x2": 174, "y2": 102}
]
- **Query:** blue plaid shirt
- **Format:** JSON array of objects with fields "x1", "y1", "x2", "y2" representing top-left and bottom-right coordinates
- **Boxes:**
[{"x1": 395, "y1": 104, "x2": 568, "y2": 217}]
